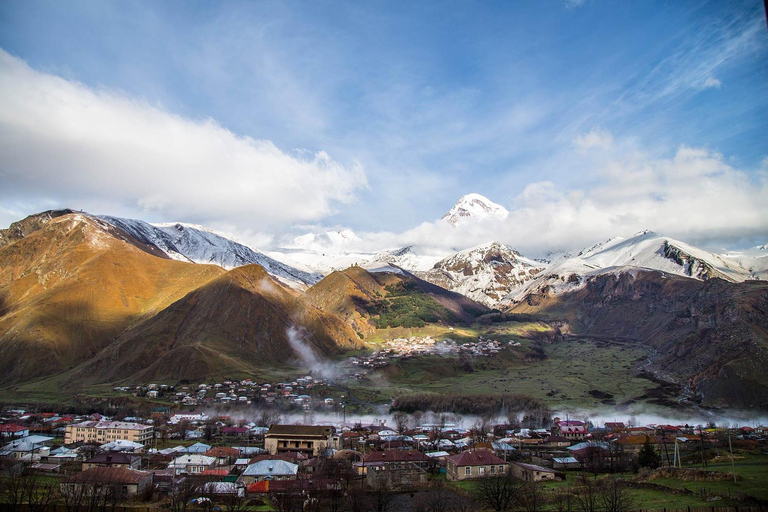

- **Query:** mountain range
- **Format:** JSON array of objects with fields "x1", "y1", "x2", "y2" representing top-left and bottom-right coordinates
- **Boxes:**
[{"x1": 1, "y1": 196, "x2": 767, "y2": 409}]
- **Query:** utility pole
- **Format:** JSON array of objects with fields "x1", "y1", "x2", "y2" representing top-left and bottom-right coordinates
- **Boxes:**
[{"x1": 728, "y1": 430, "x2": 737, "y2": 484}]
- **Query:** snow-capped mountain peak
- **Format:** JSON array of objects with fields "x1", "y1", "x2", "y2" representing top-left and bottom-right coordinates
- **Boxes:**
[
  {"x1": 286, "y1": 229, "x2": 362, "y2": 252},
  {"x1": 416, "y1": 241, "x2": 545, "y2": 306},
  {"x1": 99, "y1": 215, "x2": 322, "y2": 289},
  {"x1": 364, "y1": 246, "x2": 444, "y2": 273},
  {"x1": 441, "y1": 193, "x2": 509, "y2": 226}
]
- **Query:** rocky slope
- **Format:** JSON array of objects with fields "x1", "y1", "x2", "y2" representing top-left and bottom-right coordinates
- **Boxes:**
[
  {"x1": 508, "y1": 268, "x2": 768, "y2": 409},
  {"x1": 417, "y1": 242, "x2": 545, "y2": 307}
]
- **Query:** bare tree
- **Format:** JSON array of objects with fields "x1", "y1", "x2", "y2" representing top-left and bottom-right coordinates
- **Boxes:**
[
  {"x1": 573, "y1": 475, "x2": 598, "y2": 512},
  {"x1": 257, "y1": 409, "x2": 282, "y2": 428},
  {"x1": 597, "y1": 478, "x2": 636, "y2": 512},
  {"x1": 475, "y1": 473, "x2": 521, "y2": 512},
  {"x1": 369, "y1": 479, "x2": 395, "y2": 512},
  {"x1": 169, "y1": 478, "x2": 198, "y2": 512},
  {"x1": 552, "y1": 489, "x2": 574, "y2": 512},
  {"x1": 393, "y1": 411, "x2": 410, "y2": 435},
  {"x1": 472, "y1": 416, "x2": 493, "y2": 446},
  {"x1": 1, "y1": 470, "x2": 27, "y2": 512},
  {"x1": 520, "y1": 480, "x2": 544, "y2": 512},
  {"x1": 269, "y1": 490, "x2": 303, "y2": 512},
  {"x1": 24, "y1": 475, "x2": 57, "y2": 512}
]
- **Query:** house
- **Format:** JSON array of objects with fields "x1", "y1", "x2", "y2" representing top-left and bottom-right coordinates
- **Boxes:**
[
  {"x1": 554, "y1": 420, "x2": 588, "y2": 440},
  {"x1": 167, "y1": 454, "x2": 217, "y2": 475},
  {"x1": 239, "y1": 460, "x2": 299, "y2": 484},
  {"x1": 246, "y1": 478, "x2": 341, "y2": 495},
  {"x1": 265, "y1": 425, "x2": 339, "y2": 456},
  {"x1": 62, "y1": 467, "x2": 153, "y2": 499},
  {"x1": 445, "y1": 450, "x2": 509, "y2": 481},
  {"x1": 168, "y1": 412, "x2": 209, "y2": 424},
  {"x1": 100, "y1": 440, "x2": 145, "y2": 453},
  {"x1": 0, "y1": 424, "x2": 30, "y2": 439},
  {"x1": 82, "y1": 452, "x2": 141, "y2": 471},
  {"x1": 185, "y1": 442, "x2": 212, "y2": 453},
  {"x1": 204, "y1": 446, "x2": 240, "y2": 466},
  {"x1": 222, "y1": 427, "x2": 249, "y2": 437},
  {"x1": 362, "y1": 449, "x2": 432, "y2": 473},
  {"x1": 510, "y1": 462, "x2": 562, "y2": 482},
  {"x1": 65, "y1": 421, "x2": 154, "y2": 445},
  {"x1": 0, "y1": 436, "x2": 54, "y2": 461},
  {"x1": 553, "y1": 456, "x2": 581, "y2": 470}
]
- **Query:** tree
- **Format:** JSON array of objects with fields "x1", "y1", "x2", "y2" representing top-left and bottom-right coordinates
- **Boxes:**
[
  {"x1": 597, "y1": 478, "x2": 636, "y2": 512},
  {"x1": 393, "y1": 411, "x2": 410, "y2": 435},
  {"x1": 573, "y1": 475, "x2": 598, "y2": 512},
  {"x1": 370, "y1": 480, "x2": 395, "y2": 512},
  {"x1": 472, "y1": 416, "x2": 493, "y2": 446},
  {"x1": 169, "y1": 478, "x2": 198, "y2": 512},
  {"x1": 256, "y1": 409, "x2": 282, "y2": 428},
  {"x1": 520, "y1": 480, "x2": 544, "y2": 512},
  {"x1": 474, "y1": 473, "x2": 521, "y2": 512},
  {"x1": 637, "y1": 436, "x2": 661, "y2": 469}
]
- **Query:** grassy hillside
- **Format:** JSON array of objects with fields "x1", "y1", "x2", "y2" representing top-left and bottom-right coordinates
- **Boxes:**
[
  {"x1": 306, "y1": 266, "x2": 489, "y2": 337},
  {"x1": 66, "y1": 264, "x2": 363, "y2": 384},
  {"x1": 507, "y1": 270, "x2": 768, "y2": 409},
  {"x1": 0, "y1": 213, "x2": 224, "y2": 384}
]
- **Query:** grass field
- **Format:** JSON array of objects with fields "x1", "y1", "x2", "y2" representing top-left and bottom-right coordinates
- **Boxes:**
[
  {"x1": 451, "y1": 453, "x2": 768, "y2": 510},
  {"x1": 0, "y1": 321, "x2": 680, "y2": 413},
  {"x1": 363, "y1": 330, "x2": 657, "y2": 408}
]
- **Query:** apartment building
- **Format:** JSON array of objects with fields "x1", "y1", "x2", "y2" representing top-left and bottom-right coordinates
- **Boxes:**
[{"x1": 65, "y1": 421, "x2": 154, "y2": 445}]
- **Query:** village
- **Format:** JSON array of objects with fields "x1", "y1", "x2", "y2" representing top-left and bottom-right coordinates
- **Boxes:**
[
  {"x1": 350, "y1": 335, "x2": 521, "y2": 370},
  {"x1": 2, "y1": 404, "x2": 768, "y2": 511}
]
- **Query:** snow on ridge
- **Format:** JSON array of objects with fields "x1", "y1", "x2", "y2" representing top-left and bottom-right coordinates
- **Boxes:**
[
  {"x1": 99, "y1": 215, "x2": 322, "y2": 288},
  {"x1": 501, "y1": 231, "x2": 757, "y2": 306}
]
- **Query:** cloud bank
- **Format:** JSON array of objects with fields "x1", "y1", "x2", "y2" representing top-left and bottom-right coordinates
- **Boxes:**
[
  {"x1": 0, "y1": 50, "x2": 367, "y2": 230},
  {"x1": 353, "y1": 138, "x2": 768, "y2": 257}
]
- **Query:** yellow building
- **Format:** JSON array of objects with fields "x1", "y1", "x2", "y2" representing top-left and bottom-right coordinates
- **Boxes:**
[
  {"x1": 65, "y1": 421, "x2": 154, "y2": 445},
  {"x1": 264, "y1": 425, "x2": 338, "y2": 456}
]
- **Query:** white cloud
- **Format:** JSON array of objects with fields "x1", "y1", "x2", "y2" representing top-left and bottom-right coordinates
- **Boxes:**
[
  {"x1": 357, "y1": 136, "x2": 768, "y2": 257},
  {"x1": 574, "y1": 129, "x2": 613, "y2": 151},
  {"x1": 701, "y1": 77, "x2": 722, "y2": 89},
  {"x1": 0, "y1": 50, "x2": 367, "y2": 230},
  {"x1": 565, "y1": 0, "x2": 586, "y2": 9}
]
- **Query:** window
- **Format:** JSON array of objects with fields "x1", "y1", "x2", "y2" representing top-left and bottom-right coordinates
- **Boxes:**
[
  {"x1": 490, "y1": 465, "x2": 495, "y2": 474},
  {"x1": 479, "y1": 466, "x2": 485, "y2": 475},
  {"x1": 465, "y1": 467, "x2": 471, "y2": 475}
]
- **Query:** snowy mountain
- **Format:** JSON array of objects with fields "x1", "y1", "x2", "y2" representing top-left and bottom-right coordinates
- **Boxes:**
[
  {"x1": 286, "y1": 229, "x2": 362, "y2": 252},
  {"x1": 441, "y1": 193, "x2": 509, "y2": 226},
  {"x1": 416, "y1": 241, "x2": 546, "y2": 306},
  {"x1": 721, "y1": 243, "x2": 768, "y2": 281},
  {"x1": 100, "y1": 216, "x2": 322, "y2": 289},
  {"x1": 364, "y1": 246, "x2": 445, "y2": 273},
  {"x1": 502, "y1": 230, "x2": 755, "y2": 304}
]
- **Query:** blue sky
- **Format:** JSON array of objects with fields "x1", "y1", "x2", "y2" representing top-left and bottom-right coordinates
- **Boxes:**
[{"x1": 0, "y1": 0, "x2": 766, "y2": 253}]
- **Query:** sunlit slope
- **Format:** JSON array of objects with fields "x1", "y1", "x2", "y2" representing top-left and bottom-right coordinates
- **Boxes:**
[
  {"x1": 0, "y1": 213, "x2": 224, "y2": 384},
  {"x1": 69, "y1": 264, "x2": 362, "y2": 384}
]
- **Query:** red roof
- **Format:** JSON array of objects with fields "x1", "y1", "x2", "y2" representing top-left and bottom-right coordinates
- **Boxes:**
[
  {"x1": 68, "y1": 467, "x2": 150, "y2": 485},
  {"x1": 446, "y1": 450, "x2": 507, "y2": 467},
  {"x1": 247, "y1": 479, "x2": 339, "y2": 494},
  {"x1": 204, "y1": 447, "x2": 239, "y2": 458},
  {"x1": 364, "y1": 450, "x2": 430, "y2": 464},
  {"x1": 0, "y1": 424, "x2": 29, "y2": 433},
  {"x1": 200, "y1": 469, "x2": 230, "y2": 477}
]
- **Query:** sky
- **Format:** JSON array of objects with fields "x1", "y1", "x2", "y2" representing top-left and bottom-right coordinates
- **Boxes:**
[{"x1": 0, "y1": 0, "x2": 767, "y2": 256}]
